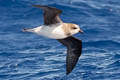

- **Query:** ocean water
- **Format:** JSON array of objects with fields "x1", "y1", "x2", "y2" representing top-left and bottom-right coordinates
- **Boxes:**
[{"x1": 0, "y1": 0, "x2": 120, "y2": 80}]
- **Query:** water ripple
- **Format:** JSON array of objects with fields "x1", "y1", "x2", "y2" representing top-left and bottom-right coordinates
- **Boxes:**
[{"x1": 0, "y1": 0, "x2": 120, "y2": 80}]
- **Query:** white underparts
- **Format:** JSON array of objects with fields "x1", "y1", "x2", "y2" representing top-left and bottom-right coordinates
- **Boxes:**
[{"x1": 31, "y1": 24, "x2": 68, "y2": 39}]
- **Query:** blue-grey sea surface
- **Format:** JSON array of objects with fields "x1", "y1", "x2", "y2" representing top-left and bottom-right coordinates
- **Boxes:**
[{"x1": 0, "y1": 0, "x2": 120, "y2": 80}]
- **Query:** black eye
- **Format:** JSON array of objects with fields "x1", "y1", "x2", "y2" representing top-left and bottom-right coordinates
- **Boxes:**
[{"x1": 72, "y1": 27, "x2": 77, "y2": 29}]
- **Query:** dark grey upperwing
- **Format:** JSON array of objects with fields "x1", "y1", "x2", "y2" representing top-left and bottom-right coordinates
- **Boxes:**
[
  {"x1": 57, "y1": 36, "x2": 82, "y2": 75},
  {"x1": 32, "y1": 5, "x2": 62, "y2": 25}
]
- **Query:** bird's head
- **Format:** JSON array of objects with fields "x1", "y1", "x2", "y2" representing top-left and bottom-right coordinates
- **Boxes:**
[{"x1": 69, "y1": 24, "x2": 83, "y2": 35}]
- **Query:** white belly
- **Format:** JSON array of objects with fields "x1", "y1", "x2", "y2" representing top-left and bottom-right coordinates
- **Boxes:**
[{"x1": 34, "y1": 24, "x2": 67, "y2": 39}]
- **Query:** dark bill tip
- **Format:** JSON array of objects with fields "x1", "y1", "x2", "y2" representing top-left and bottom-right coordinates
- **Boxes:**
[{"x1": 79, "y1": 30, "x2": 84, "y2": 34}]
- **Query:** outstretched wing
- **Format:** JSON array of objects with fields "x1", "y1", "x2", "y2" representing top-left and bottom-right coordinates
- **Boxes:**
[
  {"x1": 32, "y1": 5, "x2": 62, "y2": 25},
  {"x1": 57, "y1": 36, "x2": 82, "y2": 75}
]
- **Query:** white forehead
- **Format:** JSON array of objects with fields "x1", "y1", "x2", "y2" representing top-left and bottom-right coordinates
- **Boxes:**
[{"x1": 75, "y1": 24, "x2": 80, "y2": 28}]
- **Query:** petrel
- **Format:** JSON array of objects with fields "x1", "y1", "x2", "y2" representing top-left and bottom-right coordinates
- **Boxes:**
[{"x1": 23, "y1": 5, "x2": 83, "y2": 75}]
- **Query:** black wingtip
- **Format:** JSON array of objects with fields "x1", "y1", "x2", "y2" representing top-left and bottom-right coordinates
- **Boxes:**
[
  {"x1": 66, "y1": 71, "x2": 71, "y2": 75},
  {"x1": 66, "y1": 65, "x2": 75, "y2": 75},
  {"x1": 32, "y1": 4, "x2": 62, "y2": 14},
  {"x1": 66, "y1": 66, "x2": 73, "y2": 75}
]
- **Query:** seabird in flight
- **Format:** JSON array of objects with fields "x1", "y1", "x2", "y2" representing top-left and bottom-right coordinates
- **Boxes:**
[{"x1": 23, "y1": 5, "x2": 83, "y2": 75}]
